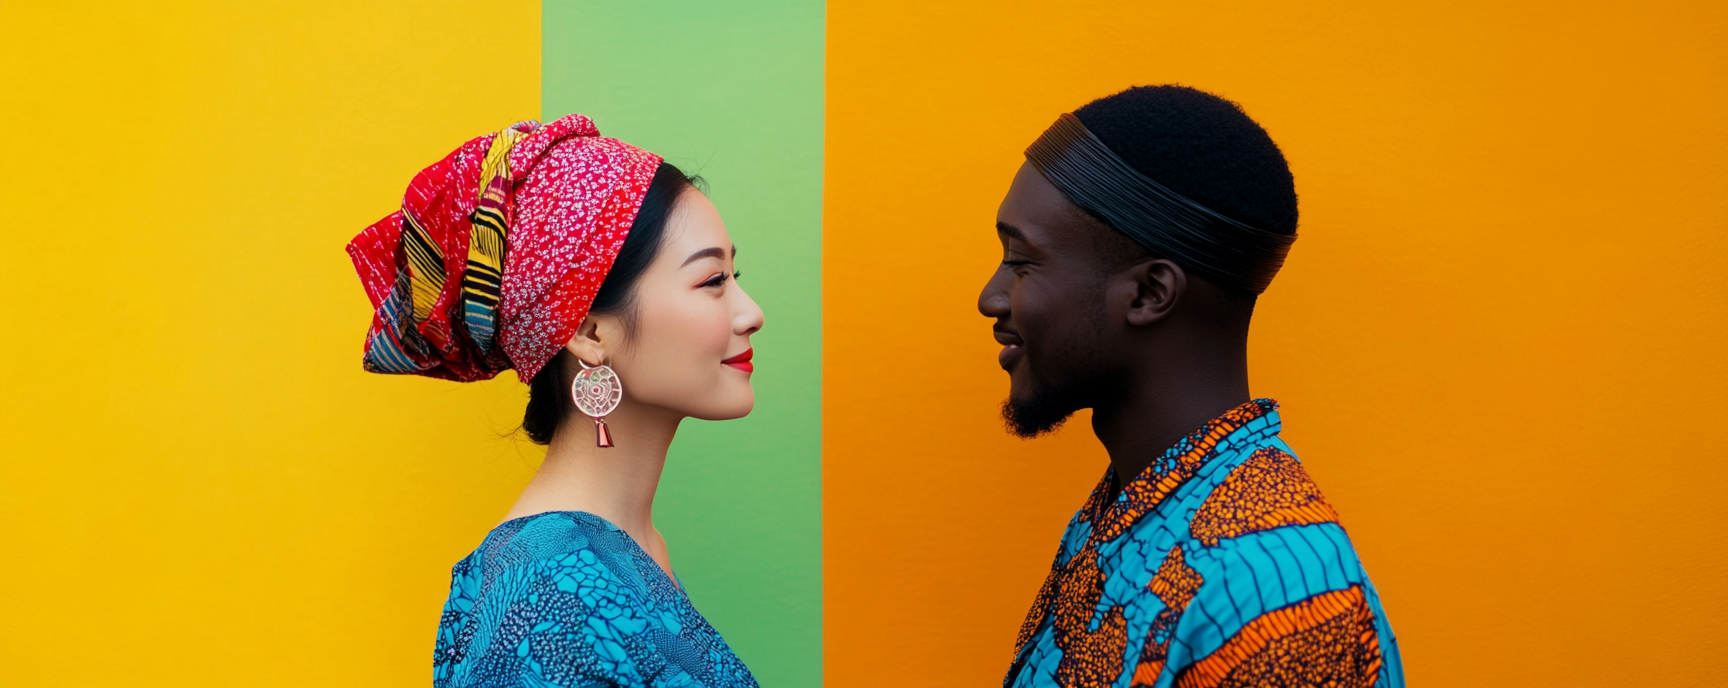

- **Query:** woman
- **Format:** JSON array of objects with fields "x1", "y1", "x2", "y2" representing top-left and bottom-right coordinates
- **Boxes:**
[{"x1": 347, "y1": 115, "x2": 762, "y2": 687}]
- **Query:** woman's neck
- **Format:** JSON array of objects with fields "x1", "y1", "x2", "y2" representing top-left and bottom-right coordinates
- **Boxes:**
[{"x1": 501, "y1": 401, "x2": 681, "y2": 543}]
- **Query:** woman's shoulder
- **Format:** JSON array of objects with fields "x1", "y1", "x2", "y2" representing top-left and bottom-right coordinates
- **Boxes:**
[
  {"x1": 438, "y1": 512, "x2": 758, "y2": 687},
  {"x1": 462, "y1": 511, "x2": 651, "y2": 587},
  {"x1": 478, "y1": 511, "x2": 623, "y2": 556}
]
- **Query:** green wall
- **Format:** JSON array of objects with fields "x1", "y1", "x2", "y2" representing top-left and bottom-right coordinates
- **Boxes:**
[{"x1": 543, "y1": 2, "x2": 825, "y2": 684}]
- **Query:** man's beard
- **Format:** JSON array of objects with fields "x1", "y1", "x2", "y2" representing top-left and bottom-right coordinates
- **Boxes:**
[
  {"x1": 1001, "y1": 363, "x2": 1110, "y2": 439},
  {"x1": 1001, "y1": 390, "x2": 1075, "y2": 439}
]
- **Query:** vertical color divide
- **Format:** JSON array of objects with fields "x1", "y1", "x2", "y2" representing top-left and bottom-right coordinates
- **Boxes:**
[
  {"x1": 543, "y1": 2, "x2": 826, "y2": 685},
  {"x1": 3, "y1": 2, "x2": 1725, "y2": 688}
]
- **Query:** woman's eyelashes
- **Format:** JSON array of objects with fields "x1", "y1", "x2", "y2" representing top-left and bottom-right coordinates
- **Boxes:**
[{"x1": 698, "y1": 270, "x2": 744, "y2": 289}]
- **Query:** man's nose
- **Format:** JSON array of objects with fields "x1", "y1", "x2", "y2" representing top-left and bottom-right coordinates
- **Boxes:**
[{"x1": 978, "y1": 269, "x2": 1010, "y2": 318}]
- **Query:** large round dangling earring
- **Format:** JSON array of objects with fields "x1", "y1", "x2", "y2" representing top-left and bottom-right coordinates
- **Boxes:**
[{"x1": 570, "y1": 360, "x2": 623, "y2": 448}]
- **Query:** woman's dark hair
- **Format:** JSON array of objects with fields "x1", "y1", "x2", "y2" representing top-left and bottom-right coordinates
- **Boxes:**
[{"x1": 521, "y1": 161, "x2": 700, "y2": 445}]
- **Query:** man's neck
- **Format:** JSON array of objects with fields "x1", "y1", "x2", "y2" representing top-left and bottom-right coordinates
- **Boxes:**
[{"x1": 1090, "y1": 355, "x2": 1251, "y2": 501}]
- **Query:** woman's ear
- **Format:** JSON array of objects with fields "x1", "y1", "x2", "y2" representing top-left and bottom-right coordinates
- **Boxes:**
[{"x1": 563, "y1": 316, "x2": 609, "y2": 366}]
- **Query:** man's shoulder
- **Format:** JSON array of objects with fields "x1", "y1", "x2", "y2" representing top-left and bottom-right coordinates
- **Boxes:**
[
  {"x1": 1150, "y1": 444, "x2": 1394, "y2": 686},
  {"x1": 1186, "y1": 443, "x2": 1341, "y2": 549}
]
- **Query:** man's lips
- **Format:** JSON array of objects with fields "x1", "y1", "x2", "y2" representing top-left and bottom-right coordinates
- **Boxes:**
[
  {"x1": 994, "y1": 328, "x2": 1024, "y2": 371},
  {"x1": 722, "y1": 348, "x2": 754, "y2": 373}
]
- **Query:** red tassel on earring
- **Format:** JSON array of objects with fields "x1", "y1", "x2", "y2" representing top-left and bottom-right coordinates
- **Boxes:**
[{"x1": 595, "y1": 418, "x2": 614, "y2": 448}]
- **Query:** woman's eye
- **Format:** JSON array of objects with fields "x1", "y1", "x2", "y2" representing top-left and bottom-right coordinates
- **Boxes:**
[
  {"x1": 732, "y1": 270, "x2": 742, "y2": 280},
  {"x1": 700, "y1": 272, "x2": 728, "y2": 288}
]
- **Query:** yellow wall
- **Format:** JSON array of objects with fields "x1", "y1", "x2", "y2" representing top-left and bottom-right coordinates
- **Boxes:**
[
  {"x1": 824, "y1": 2, "x2": 1728, "y2": 686},
  {"x1": 0, "y1": 2, "x2": 540, "y2": 684}
]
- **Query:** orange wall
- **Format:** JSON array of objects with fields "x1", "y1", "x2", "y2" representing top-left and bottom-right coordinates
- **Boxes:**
[{"x1": 824, "y1": 2, "x2": 1728, "y2": 686}]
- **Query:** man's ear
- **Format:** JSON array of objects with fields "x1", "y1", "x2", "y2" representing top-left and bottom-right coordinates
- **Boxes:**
[
  {"x1": 563, "y1": 316, "x2": 609, "y2": 366},
  {"x1": 1125, "y1": 258, "x2": 1186, "y2": 327}
]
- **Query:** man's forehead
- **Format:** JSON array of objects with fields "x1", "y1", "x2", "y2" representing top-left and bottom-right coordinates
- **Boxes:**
[{"x1": 998, "y1": 163, "x2": 1105, "y2": 250}]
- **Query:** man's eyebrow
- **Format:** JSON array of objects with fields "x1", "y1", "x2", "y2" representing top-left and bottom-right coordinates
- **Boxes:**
[
  {"x1": 681, "y1": 247, "x2": 727, "y2": 267},
  {"x1": 996, "y1": 221, "x2": 1027, "y2": 241}
]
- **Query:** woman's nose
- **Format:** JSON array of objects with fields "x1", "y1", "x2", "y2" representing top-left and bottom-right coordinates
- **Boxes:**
[{"x1": 734, "y1": 287, "x2": 765, "y2": 335}]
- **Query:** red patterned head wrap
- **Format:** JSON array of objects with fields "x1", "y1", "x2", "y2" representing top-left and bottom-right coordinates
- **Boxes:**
[{"x1": 347, "y1": 114, "x2": 662, "y2": 383}]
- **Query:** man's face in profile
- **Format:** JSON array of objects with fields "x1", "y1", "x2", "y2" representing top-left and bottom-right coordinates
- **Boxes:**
[{"x1": 978, "y1": 163, "x2": 1120, "y2": 438}]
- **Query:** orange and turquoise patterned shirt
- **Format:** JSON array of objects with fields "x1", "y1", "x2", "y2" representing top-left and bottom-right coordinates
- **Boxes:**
[{"x1": 1005, "y1": 399, "x2": 1403, "y2": 688}]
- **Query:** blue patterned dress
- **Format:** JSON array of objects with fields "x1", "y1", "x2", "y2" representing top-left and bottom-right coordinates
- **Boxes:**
[
  {"x1": 1005, "y1": 399, "x2": 1403, "y2": 688},
  {"x1": 434, "y1": 511, "x2": 758, "y2": 687}
]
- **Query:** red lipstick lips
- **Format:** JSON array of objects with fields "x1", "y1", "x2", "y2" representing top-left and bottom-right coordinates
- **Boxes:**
[{"x1": 722, "y1": 348, "x2": 754, "y2": 373}]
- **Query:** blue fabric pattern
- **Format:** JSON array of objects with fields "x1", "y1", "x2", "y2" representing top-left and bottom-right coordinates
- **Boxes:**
[{"x1": 434, "y1": 511, "x2": 758, "y2": 687}]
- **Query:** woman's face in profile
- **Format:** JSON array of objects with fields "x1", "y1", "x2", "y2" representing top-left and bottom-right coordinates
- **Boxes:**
[{"x1": 604, "y1": 189, "x2": 764, "y2": 421}]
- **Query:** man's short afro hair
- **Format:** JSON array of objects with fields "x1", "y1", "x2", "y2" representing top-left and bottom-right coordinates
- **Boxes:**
[{"x1": 1074, "y1": 85, "x2": 1297, "y2": 235}]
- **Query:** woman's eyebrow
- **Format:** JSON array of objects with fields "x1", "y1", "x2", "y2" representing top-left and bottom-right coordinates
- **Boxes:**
[{"x1": 681, "y1": 247, "x2": 727, "y2": 267}]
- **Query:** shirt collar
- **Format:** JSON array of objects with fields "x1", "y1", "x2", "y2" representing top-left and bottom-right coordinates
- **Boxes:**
[{"x1": 1083, "y1": 398, "x2": 1281, "y2": 539}]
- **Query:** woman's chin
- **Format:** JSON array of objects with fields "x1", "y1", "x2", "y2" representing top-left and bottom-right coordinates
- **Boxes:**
[{"x1": 688, "y1": 393, "x2": 755, "y2": 421}]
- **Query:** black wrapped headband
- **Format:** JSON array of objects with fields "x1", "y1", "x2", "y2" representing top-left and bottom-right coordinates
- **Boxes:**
[{"x1": 1024, "y1": 113, "x2": 1296, "y2": 295}]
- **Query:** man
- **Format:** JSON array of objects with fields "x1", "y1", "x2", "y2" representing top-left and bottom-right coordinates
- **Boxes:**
[{"x1": 980, "y1": 86, "x2": 1403, "y2": 688}]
